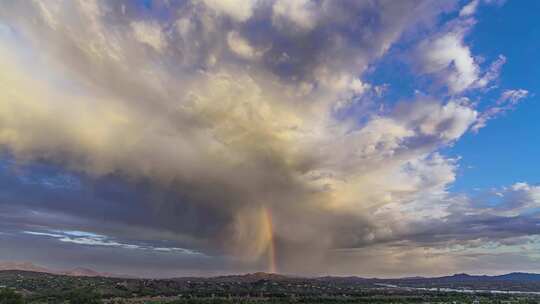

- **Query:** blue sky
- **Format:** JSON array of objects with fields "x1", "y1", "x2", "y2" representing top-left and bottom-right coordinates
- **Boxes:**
[
  {"x1": 365, "y1": 0, "x2": 540, "y2": 193},
  {"x1": 447, "y1": 0, "x2": 539, "y2": 192},
  {"x1": 0, "y1": 0, "x2": 539, "y2": 277}
]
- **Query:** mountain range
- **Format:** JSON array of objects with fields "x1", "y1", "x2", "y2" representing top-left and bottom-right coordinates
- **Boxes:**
[{"x1": 1, "y1": 261, "x2": 540, "y2": 284}]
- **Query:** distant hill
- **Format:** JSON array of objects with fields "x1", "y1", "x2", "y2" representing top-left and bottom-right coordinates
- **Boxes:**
[
  {"x1": 211, "y1": 272, "x2": 291, "y2": 282},
  {"x1": 60, "y1": 267, "x2": 114, "y2": 277},
  {"x1": 0, "y1": 261, "x2": 126, "y2": 278},
  {"x1": 377, "y1": 272, "x2": 540, "y2": 292},
  {"x1": 1, "y1": 262, "x2": 540, "y2": 289},
  {"x1": 1, "y1": 268, "x2": 540, "y2": 297},
  {"x1": 398, "y1": 272, "x2": 540, "y2": 283},
  {"x1": 495, "y1": 272, "x2": 540, "y2": 282},
  {"x1": 0, "y1": 261, "x2": 52, "y2": 274}
]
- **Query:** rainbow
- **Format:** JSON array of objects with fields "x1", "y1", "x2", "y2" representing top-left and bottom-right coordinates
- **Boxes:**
[{"x1": 262, "y1": 207, "x2": 277, "y2": 273}]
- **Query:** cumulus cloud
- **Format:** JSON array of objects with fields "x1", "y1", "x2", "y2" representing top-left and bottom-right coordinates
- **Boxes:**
[
  {"x1": 414, "y1": 1, "x2": 506, "y2": 94},
  {"x1": 131, "y1": 21, "x2": 167, "y2": 52},
  {"x1": 272, "y1": 0, "x2": 318, "y2": 31},
  {"x1": 200, "y1": 0, "x2": 257, "y2": 22},
  {"x1": 0, "y1": 0, "x2": 534, "y2": 276},
  {"x1": 226, "y1": 31, "x2": 261, "y2": 59},
  {"x1": 414, "y1": 22, "x2": 480, "y2": 93}
]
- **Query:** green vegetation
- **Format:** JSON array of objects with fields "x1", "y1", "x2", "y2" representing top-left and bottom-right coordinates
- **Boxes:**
[
  {"x1": 66, "y1": 289, "x2": 103, "y2": 304},
  {"x1": 0, "y1": 288, "x2": 24, "y2": 304},
  {"x1": 1, "y1": 271, "x2": 540, "y2": 304}
]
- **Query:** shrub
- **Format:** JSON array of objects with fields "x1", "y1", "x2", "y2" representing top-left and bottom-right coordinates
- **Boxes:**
[
  {"x1": 0, "y1": 288, "x2": 24, "y2": 304},
  {"x1": 67, "y1": 289, "x2": 103, "y2": 304}
]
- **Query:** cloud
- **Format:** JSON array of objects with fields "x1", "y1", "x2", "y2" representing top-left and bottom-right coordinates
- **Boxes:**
[
  {"x1": 413, "y1": 1, "x2": 506, "y2": 94},
  {"x1": 498, "y1": 89, "x2": 530, "y2": 104},
  {"x1": 460, "y1": 0, "x2": 479, "y2": 17},
  {"x1": 200, "y1": 0, "x2": 257, "y2": 22},
  {"x1": 472, "y1": 89, "x2": 529, "y2": 132},
  {"x1": 333, "y1": 182, "x2": 540, "y2": 276},
  {"x1": 0, "y1": 0, "x2": 534, "y2": 276},
  {"x1": 226, "y1": 31, "x2": 261, "y2": 59},
  {"x1": 131, "y1": 21, "x2": 167, "y2": 52},
  {"x1": 23, "y1": 230, "x2": 203, "y2": 255},
  {"x1": 474, "y1": 55, "x2": 506, "y2": 89},
  {"x1": 272, "y1": 0, "x2": 318, "y2": 31},
  {"x1": 414, "y1": 21, "x2": 480, "y2": 93}
]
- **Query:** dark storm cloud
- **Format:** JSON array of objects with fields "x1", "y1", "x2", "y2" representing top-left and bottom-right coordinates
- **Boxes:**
[{"x1": 0, "y1": 157, "x2": 230, "y2": 255}]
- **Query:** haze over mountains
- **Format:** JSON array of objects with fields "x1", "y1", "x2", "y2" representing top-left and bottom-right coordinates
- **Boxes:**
[{"x1": 1, "y1": 261, "x2": 540, "y2": 285}]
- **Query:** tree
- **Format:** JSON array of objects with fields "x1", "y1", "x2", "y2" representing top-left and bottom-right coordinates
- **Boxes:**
[
  {"x1": 0, "y1": 288, "x2": 24, "y2": 304},
  {"x1": 67, "y1": 289, "x2": 103, "y2": 304}
]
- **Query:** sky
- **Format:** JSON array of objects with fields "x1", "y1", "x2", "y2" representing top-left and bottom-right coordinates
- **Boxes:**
[{"x1": 0, "y1": 0, "x2": 539, "y2": 278}]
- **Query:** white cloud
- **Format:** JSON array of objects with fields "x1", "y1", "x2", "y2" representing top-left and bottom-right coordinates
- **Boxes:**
[
  {"x1": 416, "y1": 28, "x2": 479, "y2": 93},
  {"x1": 473, "y1": 55, "x2": 507, "y2": 89},
  {"x1": 23, "y1": 231, "x2": 64, "y2": 238},
  {"x1": 414, "y1": 8, "x2": 508, "y2": 95},
  {"x1": 498, "y1": 88, "x2": 529, "y2": 105},
  {"x1": 23, "y1": 230, "x2": 204, "y2": 255},
  {"x1": 226, "y1": 31, "x2": 261, "y2": 59},
  {"x1": 272, "y1": 0, "x2": 318, "y2": 31},
  {"x1": 460, "y1": 0, "x2": 480, "y2": 17},
  {"x1": 472, "y1": 89, "x2": 529, "y2": 132},
  {"x1": 200, "y1": 0, "x2": 257, "y2": 22},
  {"x1": 131, "y1": 21, "x2": 166, "y2": 52},
  {"x1": 397, "y1": 99, "x2": 478, "y2": 141}
]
